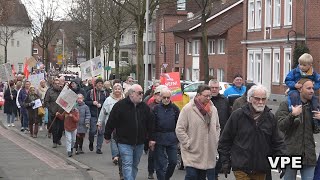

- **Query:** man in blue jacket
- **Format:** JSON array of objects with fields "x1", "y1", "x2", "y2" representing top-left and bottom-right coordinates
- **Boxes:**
[{"x1": 223, "y1": 74, "x2": 246, "y2": 107}]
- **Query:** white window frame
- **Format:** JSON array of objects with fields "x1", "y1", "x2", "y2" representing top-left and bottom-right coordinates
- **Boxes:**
[
  {"x1": 193, "y1": 40, "x2": 199, "y2": 56},
  {"x1": 284, "y1": 0, "x2": 292, "y2": 26},
  {"x1": 265, "y1": 0, "x2": 272, "y2": 28},
  {"x1": 175, "y1": 43, "x2": 180, "y2": 54},
  {"x1": 132, "y1": 31, "x2": 137, "y2": 43},
  {"x1": 255, "y1": 0, "x2": 262, "y2": 29},
  {"x1": 247, "y1": 50, "x2": 254, "y2": 81},
  {"x1": 217, "y1": 69, "x2": 224, "y2": 82},
  {"x1": 273, "y1": 49, "x2": 281, "y2": 83},
  {"x1": 209, "y1": 68, "x2": 214, "y2": 76},
  {"x1": 255, "y1": 52, "x2": 262, "y2": 84},
  {"x1": 273, "y1": 0, "x2": 281, "y2": 27},
  {"x1": 177, "y1": 0, "x2": 186, "y2": 10},
  {"x1": 208, "y1": 40, "x2": 215, "y2": 55},
  {"x1": 248, "y1": 0, "x2": 255, "y2": 30},
  {"x1": 218, "y1": 39, "x2": 225, "y2": 54},
  {"x1": 283, "y1": 48, "x2": 292, "y2": 82},
  {"x1": 187, "y1": 41, "x2": 192, "y2": 55}
]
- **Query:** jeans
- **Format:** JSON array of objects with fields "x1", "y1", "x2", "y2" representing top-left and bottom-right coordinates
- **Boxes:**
[
  {"x1": 315, "y1": 154, "x2": 320, "y2": 179},
  {"x1": 21, "y1": 109, "x2": 28, "y2": 128},
  {"x1": 206, "y1": 168, "x2": 216, "y2": 180},
  {"x1": 154, "y1": 144, "x2": 177, "y2": 180},
  {"x1": 96, "y1": 122, "x2": 104, "y2": 150},
  {"x1": 110, "y1": 138, "x2": 119, "y2": 158},
  {"x1": 89, "y1": 117, "x2": 97, "y2": 143},
  {"x1": 284, "y1": 165, "x2": 315, "y2": 180},
  {"x1": 118, "y1": 143, "x2": 144, "y2": 180},
  {"x1": 185, "y1": 166, "x2": 207, "y2": 180},
  {"x1": 65, "y1": 130, "x2": 77, "y2": 152},
  {"x1": 52, "y1": 115, "x2": 64, "y2": 144},
  {"x1": 6, "y1": 113, "x2": 15, "y2": 124}
]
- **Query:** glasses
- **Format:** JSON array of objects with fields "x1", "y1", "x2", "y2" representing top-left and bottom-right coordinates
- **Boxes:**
[
  {"x1": 135, "y1": 91, "x2": 144, "y2": 95},
  {"x1": 200, "y1": 94, "x2": 211, "y2": 99},
  {"x1": 162, "y1": 96, "x2": 171, "y2": 99},
  {"x1": 252, "y1": 96, "x2": 267, "y2": 102}
]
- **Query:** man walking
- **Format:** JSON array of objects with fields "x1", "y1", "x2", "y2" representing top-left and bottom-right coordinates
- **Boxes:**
[{"x1": 104, "y1": 84, "x2": 155, "y2": 180}]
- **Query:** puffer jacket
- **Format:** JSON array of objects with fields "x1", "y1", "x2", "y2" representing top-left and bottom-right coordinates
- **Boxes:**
[
  {"x1": 275, "y1": 101, "x2": 317, "y2": 166},
  {"x1": 218, "y1": 104, "x2": 286, "y2": 173},
  {"x1": 76, "y1": 102, "x2": 91, "y2": 133},
  {"x1": 44, "y1": 87, "x2": 64, "y2": 116},
  {"x1": 285, "y1": 66, "x2": 320, "y2": 90}
]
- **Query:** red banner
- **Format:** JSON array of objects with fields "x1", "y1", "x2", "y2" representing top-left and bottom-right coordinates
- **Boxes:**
[{"x1": 160, "y1": 72, "x2": 182, "y2": 101}]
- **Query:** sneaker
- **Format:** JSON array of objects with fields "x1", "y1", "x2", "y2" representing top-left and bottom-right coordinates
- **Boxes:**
[
  {"x1": 20, "y1": 127, "x2": 24, "y2": 132},
  {"x1": 68, "y1": 151, "x2": 72, "y2": 157},
  {"x1": 112, "y1": 157, "x2": 119, "y2": 165},
  {"x1": 52, "y1": 143, "x2": 57, "y2": 148},
  {"x1": 148, "y1": 173, "x2": 154, "y2": 179},
  {"x1": 7, "y1": 124, "x2": 11, "y2": 127},
  {"x1": 89, "y1": 142, "x2": 94, "y2": 151},
  {"x1": 11, "y1": 123, "x2": 15, "y2": 127},
  {"x1": 96, "y1": 149, "x2": 103, "y2": 154},
  {"x1": 75, "y1": 148, "x2": 79, "y2": 155}
]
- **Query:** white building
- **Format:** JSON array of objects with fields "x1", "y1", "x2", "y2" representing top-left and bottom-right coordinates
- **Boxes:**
[{"x1": 0, "y1": 0, "x2": 32, "y2": 73}]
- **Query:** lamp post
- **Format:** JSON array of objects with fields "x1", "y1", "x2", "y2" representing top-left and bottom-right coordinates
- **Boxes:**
[
  {"x1": 59, "y1": 29, "x2": 66, "y2": 71},
  {"x1": 286, "y1": 30, "x2": 297, "y2": 45},
  {"x1": 103, "y1": 46, "x2": 107, "y2": 80}
]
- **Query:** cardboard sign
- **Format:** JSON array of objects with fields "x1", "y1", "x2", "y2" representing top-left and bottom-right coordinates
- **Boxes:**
[
  {"x1": 160, "y1": 72, "x2": 182, "y2": 101},
  {"x1": 0, "y1": 63, "x2": 14, "y2": 82},
  {"x1": 56, "y1": 85, "x2": 78, "y2": 113},
  {"x1": 26, "y1": 56, "x2": 37, "y2": 67},
  {"x1": 80, "y1": 56, "x2": 103, "y2": 80},
  {"x1": 28, "y1": 73, "x2": 45, "y2": 87}
]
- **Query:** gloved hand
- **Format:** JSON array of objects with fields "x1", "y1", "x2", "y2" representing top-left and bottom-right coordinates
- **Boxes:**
[
  {"x1": 278, "y1": 167, "x2": 286, "y2": 178},
  {"x1": 30, "y1": 101, "x2": 35, "y2": 107},
  {"x1": 221, "y1": 163, "x2": 231, "y2": 178}
]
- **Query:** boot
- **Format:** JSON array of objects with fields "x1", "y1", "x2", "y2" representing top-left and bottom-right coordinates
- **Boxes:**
[
  {"x1": 74, "y1": 137, "x2": 79, "y2": 155},
  {"x1": 33, "y1": 124, "x2": 39, "y2": 138},
  {"x1": 29, "y1": 124, "x2": 33, "y2": 137}
]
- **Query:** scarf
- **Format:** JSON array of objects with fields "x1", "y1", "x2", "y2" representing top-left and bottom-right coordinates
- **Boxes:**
[
  {"x1": 194, "y1": 97, "x2": 212, "y2": 125},
  {"x1": 300, "y1": 66, "x2": 313, "y2": 77}
]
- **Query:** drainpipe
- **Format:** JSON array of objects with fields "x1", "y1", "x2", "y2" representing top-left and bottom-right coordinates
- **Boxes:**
[{"x1": 304, "y1": 0, "x2": 307, "y2": 44}]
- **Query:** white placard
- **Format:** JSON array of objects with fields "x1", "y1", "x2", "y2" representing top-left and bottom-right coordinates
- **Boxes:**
[
  {"x1": 32, "y1": 99, "x2": 42, "y2": 109},
  {"x1": 0, "y1": 63, "x2": 14, "y2": 82},
  {"x1": 28, "y1": 73, "x2": 45, "y2": 87},
  {"x1": 80, "y1": 60, "x2": 92, "y2": 80},
  {"x1": 79, "y1": 56, "x2": 102, "y2": 80},
  {"x1": 55, "y1": 85, "x2": 78, "y2": 113}
]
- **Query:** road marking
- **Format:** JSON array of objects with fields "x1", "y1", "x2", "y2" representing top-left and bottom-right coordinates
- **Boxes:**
[{"x1": 0, "y1": 125, "x2": 75, "y2": 170}]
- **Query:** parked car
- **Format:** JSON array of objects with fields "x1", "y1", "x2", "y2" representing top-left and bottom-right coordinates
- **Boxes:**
[{"x1": 183, "y1": 81, "x2": 231, "y2": 99}]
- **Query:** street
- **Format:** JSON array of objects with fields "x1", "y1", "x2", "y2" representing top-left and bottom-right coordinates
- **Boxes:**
[{"x1": 0, "y1": 101, "x2": 319, "y2": 179}]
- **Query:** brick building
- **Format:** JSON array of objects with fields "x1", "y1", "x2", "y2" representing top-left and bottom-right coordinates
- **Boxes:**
[
  {"x1": 155, "y1": 0, "x2": 244, "y2": 83},
  {"x1": 242, "y1": 0, "x2": 320, "y2": 99}
]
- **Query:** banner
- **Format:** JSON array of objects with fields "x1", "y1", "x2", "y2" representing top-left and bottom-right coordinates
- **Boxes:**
[
  {"x1": 0, "y1": 63, "x2": 14, "y2": 82},
  {"x1": 160, "y1": 72, "x2": 182, "y2": 101},
  {"x1": 80, "y1": 56, "x2": 103, "y2": 80},
  {"x1": 26, "y1": 56, "x2": 37, "y2": 67},
  {"x1": 28, "y1": 73, "x2": 45, "y2": 87},
  {"x1": 56, "y1": 85, "x2": 78, "y2": 113}
]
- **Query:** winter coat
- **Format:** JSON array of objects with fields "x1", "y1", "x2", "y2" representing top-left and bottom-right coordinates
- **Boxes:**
[
  {"x1": 223, "y1": 85, "x2": 246, "y2": 98},
  {"x1": 70, "y1": 79, "x2": 86, "y2": 97},
  {"x1": 57, "y1": 109, "x2": 80, "y2": 132},
  {"x1": 37, "y1": 86, "x2": 48, "y2": 101},
  {"x1": 24, "y1": 93, "x2": 41, "y2": 121},
  {"x1": 18, "y1": 88, "x2": 29, "y2": 113},
  {"x1": 275, "y1": 101, "x2": 317, "y2": 166},
  {"x1": 153, "y1": 102, "x2": 180, "y2": 146},
  {"x1": 104, "y1": 97, "x2": 155, "y2": 145},
  {"x1": 211, "y1": 94, "x2": 230, "y2": 131},
  {"x1": 85, "y1": 88, "x2": 107, "y2": 118},
  {"x1": 285, "y1": 66, "x2": 320, "y2": 90},
  {"x1": 97, "y1": 95, "x2": 122, "y2": 126},
  {"x1": 218, "y1": 104, "x2": 285, "y2": 173},
  {"x1": 44, "y1": 87, "x2": 64, "y2": 116},
  {"x1": 76, "y1": 102, "x2": 91, "y2": 133},
  {"x1": 176, "y1": 99, "x2": 220, "y2": 170},
  {"x1": 4, "y1": 88, "x2": 17, "y2": 115},
  {"x1": 232, "y1": 95, "x2": 248, "y2": 112}
]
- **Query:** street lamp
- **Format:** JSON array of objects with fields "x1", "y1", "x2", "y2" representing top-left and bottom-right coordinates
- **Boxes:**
[
  {"x1": 59, "y1": 29, "x2": 66, "y2": 71},
  {"x1": 286, "y1": 30, "x2": 297, "y2": 45}
]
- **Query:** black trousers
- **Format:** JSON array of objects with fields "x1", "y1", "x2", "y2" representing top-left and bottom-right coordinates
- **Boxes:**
[{"x1": 51, "y1": 115, "x2": 64, "y2": 144}]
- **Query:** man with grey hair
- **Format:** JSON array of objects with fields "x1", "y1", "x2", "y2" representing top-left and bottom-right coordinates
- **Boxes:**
[
  {"x1": 218, "y1": 84, "x2": 285, "y2": 179},
  {"x1": 104, "y1": 84, "x2": 155, "y2": 180}
]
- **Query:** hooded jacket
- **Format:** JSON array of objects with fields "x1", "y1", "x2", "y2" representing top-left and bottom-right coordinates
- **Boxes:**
[
  {"x1": 70, "y1": 79, "x2": 86, "y2": 97},
  {"x1": 44, "y1": 86, "x2": 64, "y2": 116}
]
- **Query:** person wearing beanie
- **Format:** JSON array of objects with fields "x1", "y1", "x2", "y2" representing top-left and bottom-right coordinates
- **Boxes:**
[{"x1": 223, "y1": 74, "x2": 246, "y2": 107}]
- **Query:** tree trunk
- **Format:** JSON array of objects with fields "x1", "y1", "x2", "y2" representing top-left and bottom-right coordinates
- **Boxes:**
[
  {"x1": 136, "y1": 15, "x2": 145, "y2": 87},
  {"x1": 201, "y1": 13, "x2": 209, "y2": 84},
  {"x1": 107, "y1": 41, "x2": 114, "y2": 79},
  {"x1": 45, "y1": 47, "x2": 49, "y2": 72},
  {"x1": 115, "y1": 31, "x2": 120, "y2": 79},
  {"x1": 4, "y1": 43, "x2": 7, "y2": 63}
]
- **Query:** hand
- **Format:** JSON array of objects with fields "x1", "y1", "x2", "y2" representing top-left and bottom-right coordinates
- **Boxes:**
[
  {"x1": 85, "y1": 124, "x2": 90, "y2": 128},
  {"x1": 56, "y1": 112, "x2": 60, "y2": 116},
  {"x1": 291, "y1": 105, "x2": 302, "y2": 116},
  {"x1": 10, "y1": 95, "x2": 13, "y2": 100},
  {"x1": 149, "y1": 141, "x2": 156, "y2": 151},
  {"x1": 278, "y1": 167, "x2": 286, "y2": 178},
  {"x1": 295, "y1": 83, "x2": 302, "y2": 89},
  {"x1": 97, "y1": 124, "x2": 102, "y2": 131},
  {"x1": 97, "y1": 103, "x2": 101, "y2": 108},
  {"x1": 221, "y1": 163, "x2": 231, "y2": 178},
  {"x1": 93, "y1": 101, "x2": 98, "y2": 106},
  {"x1": 105, "y1": 139, "x2": 110, "y2": 144},
  {"x1": 313, "y1": 111, "x2": 320, "y2": 120}
]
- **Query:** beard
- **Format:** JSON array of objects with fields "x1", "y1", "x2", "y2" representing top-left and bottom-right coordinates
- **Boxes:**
[{"x1": 252, "y1": 103, "x2": 265, "y2": 112}]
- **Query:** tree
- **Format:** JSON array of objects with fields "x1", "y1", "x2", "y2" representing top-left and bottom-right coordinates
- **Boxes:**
[{"x1": 292, "y1": 43, "x2": 310, "y2": 69}]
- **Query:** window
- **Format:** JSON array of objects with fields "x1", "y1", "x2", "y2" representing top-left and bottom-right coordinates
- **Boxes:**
[
  {"x1": 18, "y1": 63, "x2": 23, "y2": 72},
  {"x1": 161, "y1": 19, "x2": 164, "y2": 31},
  {"x1": 209, "y1": 68, "x2": 214, "y2": 77},
  {"x1": 175, "y1": 43, "x2": 179, "y2": 64},
  {"x1": 177, "y1": 0, "x2": 186, "y2": 10},
  {"x1": 33, "y1": 48, "x2": 38, "y2": 54},
  {"x1": 11, "y1": 39, "x2": 14, "y2": 46},
  {"x1": 283, "y1": 48, "x2": 292, "y2": 82},
  {"x1": 274, "y1": 0, "x2": 281, "y2": 27},
  {"x1": 121, "y1": 51, "x2": 129, "y2": 62},
  {"x1": 208, "y1": 40, "x2": 215, "y2": 54},
  {"x1": 187, "y1": 41, "x2": 192, "y2": 55},
  {"x1": 218, "y1": 39, "x2": 225, "y2": 54},
  {"x1": 132, "y1": 31, "x2": 137, "y2": 43},
  {"x1": 16, "y1": 41, "x2": 20, "y2": 47},
  {"x1": 273, "y1": 49, "x2": 280, "y2": 83},
  {"x1": 175, "y1": 43, "x2": 180, "y2": 55},
  {"x1": 255, "y1": 53, "x2": 262, "y2": 83},
  {"x1": 284, "y1": 0, "x2": 292, "y2": 26},
  {"x1": 120, "y1": 34, "x2": 125, "y2": 43},
  {"x1": 217, "y1": 69, "x2": 224, "y2": 82},
  {"x1": 255, "y1": 0, "x2": 262, "y2": 29},
  {"x1": 265, "y1": 0, "x2": 272, "y2": 27},
  {"x1": 248, "y1": 51, "x2": 254, "y2": 81},
  {"x1": 193, "y1": 40, "x2": 199, "y2": 55},
  {"x1": 248, "y1": 0, "x2": 255, "y2": 29},
  {"x1": 247, "y1": 50, "x2": 262, "y2": 83}
]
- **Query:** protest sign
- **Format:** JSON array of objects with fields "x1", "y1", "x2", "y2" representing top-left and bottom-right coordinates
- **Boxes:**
[
  {"x1": 26, "y1": 56, "x2": 37, "y2": 67},
  {"x1": 0, "y1": 63, "x2": 14, "y2": 82},
  {"x1": 28, "y1": 73, "x2": 45, "y2": 87},
  {"x1": 56, "y1": 85, "x2": 78, "y2": 113},
  {"x1": 160, "y1": 72, "x2": 182, "y2": 101},
  {"x1": 80, "y1": 56, "x2": 103, "y2": 80}
]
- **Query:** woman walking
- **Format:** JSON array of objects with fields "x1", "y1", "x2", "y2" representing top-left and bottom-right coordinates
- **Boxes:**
[
  {"x1": 24, "y1": 86, "x2": 41, "y2": 138},
  {"x1": 4, "y1": 81, "x2": 18, "y2": 127}
]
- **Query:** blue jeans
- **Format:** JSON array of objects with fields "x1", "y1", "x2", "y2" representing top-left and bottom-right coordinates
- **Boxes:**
[
  {"x1": 206, "y1": 168, "x2": 216, "y2": 180},
  {"x1": 185, "y1": 166, "x2": 207, "y2": 180},
  {"x1": 21, "y1": 109, "x2": 28, "y2": 129},
  {"x1": 96, "y1": 122, "x2": 104, "y2": 150},
  {"x1": 6, "y1": 113, "x2": 15, "y2": 124},
  {"x1": 65, "y1": 130, "x2": 77, "y2": 152},
  {"x1": 315, "y1": 154, "x2": 320, "y2": 179},
  {"x1": 110, "y1": 138, "x2": 119, "y2": 158},
  {"x1": 154, "y1": 144, "x2": 177, "y2": 180},
  {"x1": 284, "y1": 165, "x2": 315, "y2": 180},
  {"x1": 118, "y1": 143, "x2": 144, "y2": 180}
]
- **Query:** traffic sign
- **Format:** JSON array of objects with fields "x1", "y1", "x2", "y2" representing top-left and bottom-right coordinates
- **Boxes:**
[{"x1": 104, "y1": 66, "x2": 112, "y2": 70}]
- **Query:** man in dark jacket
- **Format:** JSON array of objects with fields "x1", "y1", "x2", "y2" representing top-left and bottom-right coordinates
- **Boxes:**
[
  {"x1": 85, "y1": 78, "x2": 107, "y2": 154},
  {"x1": 275, "y1": 79, "x2": 318, "y2": 179},
  {"x1": 208, "y1": 79, "x2": 230, "y2": 179},
  {"x1": 70, "y1": 79, "x2": 86, "y2": 97},
  {"x1": 218, "y1": 84, "x2": 285, "y2": 179},
  {"x1": 44, "y1": 78, "x2": 64, "y2": 148},
  {"x1": 104, "y1": 84, "x2": 155, "y2": 180}
]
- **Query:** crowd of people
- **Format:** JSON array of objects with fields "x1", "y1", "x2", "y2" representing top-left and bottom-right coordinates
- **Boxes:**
[{"x1": 1, "y1": 53, "x2": 320, "y2": 180}]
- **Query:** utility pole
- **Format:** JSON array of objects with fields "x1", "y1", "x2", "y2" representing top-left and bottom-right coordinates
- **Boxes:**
[{"x1": 144, "y1": 0, "x2": 149, "y2": 92}]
